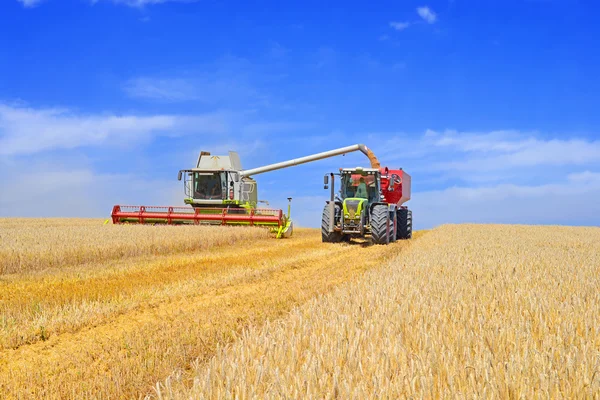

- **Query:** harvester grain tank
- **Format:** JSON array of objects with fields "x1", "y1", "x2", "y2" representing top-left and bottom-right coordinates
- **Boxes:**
[
  {"x1": 111, "y1": 144, "x2": 380, "y2": 238},
  {"x1": 321, "y1": 165, "x2": 412, "y2": 244}
]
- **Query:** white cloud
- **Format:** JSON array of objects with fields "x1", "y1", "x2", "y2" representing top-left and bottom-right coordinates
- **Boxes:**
[
  {"x1": 389, "y1": 21, "x2": 411, "y2": 31},
  {"x1": 240, "y1": 121, "x2": 313, "y2": 136},
  {"x1": 16, "y1": 0, "x2": 42, "y2": 7},
  {"x1": 567, "y1": 170, "x2": 600, "y2": 183},
  {"x1": 0, "y1": 163, "x2": 182, "y2": 218},
  {"x1": 124, "y1": 78, "x2": 201, "y2": 102},
  {"x1": 0, "y1": 104, "x2": 227, "y2": 156},
  {"x1": 412, "y1": 176, "x2": 600, "y2": 228},
  {"x1": 417, "y1": 6, "x2": 437, "y2": 24},
  {"x1": 19, "y1": 0, "x2": 198, "y2": 8},
  {"x1": 375, "y1": 130, "x2": 600, "y2": 177},
  {"x1": 423, "y1": 130, "x2": 600, "y2": 172},
  {"x1": 124, "y1": 76, "x2": 262, "y2": 104},
  {"x1": 91, "y1": 0, "x2": 200, "y2": 7},
  {"x1": 123, "y1": 58, "x2": 265, "y2": 105}
]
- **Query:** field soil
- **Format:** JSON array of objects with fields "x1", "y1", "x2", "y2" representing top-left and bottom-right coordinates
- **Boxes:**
[{"x1": 0, "y1": 219, "x2": 420, "y2": 399}]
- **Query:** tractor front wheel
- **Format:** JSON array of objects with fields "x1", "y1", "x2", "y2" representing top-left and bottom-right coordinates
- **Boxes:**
[
  {"x1": 371, "y1": 204, "x2": 391, "y2": 245},
  {"x1": 321, "y1": 203, "x2": 343, "y2": 243}
]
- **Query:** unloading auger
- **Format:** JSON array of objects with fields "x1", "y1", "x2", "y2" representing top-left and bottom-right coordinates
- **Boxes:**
[{"x1": 111, "y1": 144, "x2": 380, "y2": 238}]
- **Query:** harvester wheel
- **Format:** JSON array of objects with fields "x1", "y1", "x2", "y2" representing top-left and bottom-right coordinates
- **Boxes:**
[
  {"x1": 371, "y1": 204, "x2": 391, "y2": 245},
  {"x1": 321, "y1": 203, "x2": 342, "y2": 243},
  {"x1": 397, "y1": 208, "x2": 412, "y2": 239}
]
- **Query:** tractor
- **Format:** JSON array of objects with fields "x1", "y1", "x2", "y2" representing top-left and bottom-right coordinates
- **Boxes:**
[{"x1": 321, "y1": 166, "x2": 412, "y2": 244}]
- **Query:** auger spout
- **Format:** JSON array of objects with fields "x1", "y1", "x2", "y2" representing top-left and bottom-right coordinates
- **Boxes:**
[{"x1": 239, "y1": 144, "x2": 379, "y2": 177}]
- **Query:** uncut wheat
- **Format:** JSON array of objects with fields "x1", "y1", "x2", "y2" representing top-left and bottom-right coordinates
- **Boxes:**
[
  {"x1": 158, "y1": 224, "x2": 600, "y2": 399},
  {"x1": 0, "y1": 218, "x2": 267, "y2": 274}
]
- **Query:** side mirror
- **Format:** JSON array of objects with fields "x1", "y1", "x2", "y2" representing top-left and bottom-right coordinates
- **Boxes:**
[
  {"x1": 324, "y1": 175, "x2": 329, "y2": 185},
  {"x1": 177, "y1": 171, "x2": 183, "y2": 181},
  {"x1": 324, "y1": 184, "x2": 329, "y2": 190},
  {"x1": 232, "y1": 173, "x2": 240, "y2": 182}
]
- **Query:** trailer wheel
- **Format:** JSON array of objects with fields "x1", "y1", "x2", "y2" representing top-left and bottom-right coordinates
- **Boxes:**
[
  {"x1": 397, "y1": 208, "x2": 412, "y2": 239},
  {"x1": 371, "y1": 204, "x2": 391, "y2": 245},
  {"x1": 321, "y1": 203, "x2": 342, "y2": 243}
]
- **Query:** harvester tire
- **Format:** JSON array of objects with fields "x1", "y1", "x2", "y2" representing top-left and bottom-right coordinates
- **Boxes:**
[
  {"x1": 321, "y1": 203, "x2": 342, "y2": 243},
  {"x1": 397, "y1": 208, "x2": 412, "y2": 239},
  {"x1": 371, "y1": 204, "x2": 391, "y2": 245}
]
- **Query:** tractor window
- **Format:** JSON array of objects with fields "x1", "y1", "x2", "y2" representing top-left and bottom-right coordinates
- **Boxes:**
[
  {"x1": 341, "y1": 175, "x2": 355, "y2": 198},
  {"x1": 194, "y1": 172, "x2": 224, "y2": 200},
  {"x1": 342, "y1": 174, "x2": 378, "y2": 202},
  {"x1": 367, "y1": 183, "x2": 378, "y2": 203},
  {"x1": 341, "y1": 173, "x2": 379, "y2": 202}
]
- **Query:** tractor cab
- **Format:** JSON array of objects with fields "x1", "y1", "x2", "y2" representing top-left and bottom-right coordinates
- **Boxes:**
[
  {"x1": 340, "y1": 168, "x2": 381, "y2": 204},
  {"x1": 335, "y1": 168, "x2": 381, "y2": 233}
]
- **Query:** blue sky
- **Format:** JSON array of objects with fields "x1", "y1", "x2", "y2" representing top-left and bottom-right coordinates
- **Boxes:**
[{"x1": 1, "y1": 0, "x2": 599, "y2": 229}]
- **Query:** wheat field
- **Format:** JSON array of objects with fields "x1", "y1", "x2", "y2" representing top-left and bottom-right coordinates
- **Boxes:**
[
  {"x1": 156, "y1": 224, "x2": 600, "y2": 399},
  {"x1": 0, "y1": 218, "x2": 266, "y2": 275},
  {"x1": 1, "y1": 220, "x2": 598, "y2": 398},
  {"x1": 0, "y1": 218, "x2": 419, "y2": 399}
]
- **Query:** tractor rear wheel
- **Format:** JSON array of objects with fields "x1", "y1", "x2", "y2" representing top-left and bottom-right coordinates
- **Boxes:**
[
  {"x1": 371, "y1": 204, "x2": 391, "y2": 245},
  {"x1": 321, "y1": 203, "x2": 342, "y2": 243},
  {"x1": 397, "y1": 208, "x2": 412, "y2": 239},
  {"x1": 389, "y1": 209, "x2": 397, "y2": 242}
]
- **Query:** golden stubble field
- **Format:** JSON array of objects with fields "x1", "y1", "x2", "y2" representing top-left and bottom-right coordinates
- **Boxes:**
[
  {"x1": 0, "y1": 218, "x2": 420, "y2": 399},
  {"x1": 1, "y1": 219, "x2": 599, "y2": 399}
]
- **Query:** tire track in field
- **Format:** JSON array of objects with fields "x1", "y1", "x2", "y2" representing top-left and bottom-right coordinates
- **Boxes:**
[
  {"x1": 0, "y1": 230, "x2": 426, "y2": 399},
  {"x1": 0, "y1": 232, "x2": 316, "y2": 350}
]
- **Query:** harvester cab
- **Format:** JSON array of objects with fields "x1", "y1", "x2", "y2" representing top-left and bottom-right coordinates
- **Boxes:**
[
  {"x1": 178, "y1": 151, "x2": 258, "y2": 208},
  {"x1": 322, "y1": 166, "x2": 412, "y2": 245}
]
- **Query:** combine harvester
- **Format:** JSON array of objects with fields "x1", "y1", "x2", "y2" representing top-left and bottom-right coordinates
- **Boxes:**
[{"x1": 111, "y1": 144, "x2": 380, "y2": 238}]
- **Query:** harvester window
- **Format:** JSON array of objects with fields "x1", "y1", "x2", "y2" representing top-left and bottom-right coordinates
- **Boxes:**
[{"x1": 194, "y1": 173, "x2": 223, "y2": 200}]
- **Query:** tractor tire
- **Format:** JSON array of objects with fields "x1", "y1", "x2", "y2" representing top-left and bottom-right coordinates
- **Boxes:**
[
  {"x1": 389, "y1": 210, "x2": 397, "y2": 243},
  {"x1": 397, "y1": 208, "x2": 413, "y2": 239},
  {"x1": 371, "y1": 204, "x2": 391, "y2": 245},
  {"x1": 321, "y1": 203, "x2": 342, "y2": 243}
]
